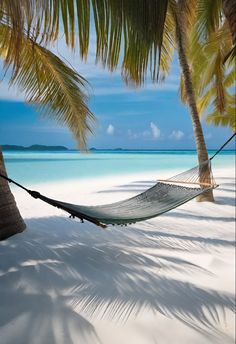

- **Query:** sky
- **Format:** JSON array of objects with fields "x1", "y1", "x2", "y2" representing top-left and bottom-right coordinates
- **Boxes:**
[{"x1": 0, "y1": 33, "x2": 234, "y2": 150}]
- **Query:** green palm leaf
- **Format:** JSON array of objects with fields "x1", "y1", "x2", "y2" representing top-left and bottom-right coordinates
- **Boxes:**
[
  {"x1": 180, "y1": 9, "x2": 235, "y2": 131},
  {"x1": 0, "y1": 23, "x2": 95, "y2": 148},
  {"x1": 194, "y1": 0, "x2": 222, "y2": 41},
  {"x1": 1, "y1": 0, "x2": 170, "y2": 85}
]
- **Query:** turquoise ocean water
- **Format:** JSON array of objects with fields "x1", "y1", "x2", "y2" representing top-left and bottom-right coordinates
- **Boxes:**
[{"x1": 3, "y1": 150, "x2": 235, "y2": 185}]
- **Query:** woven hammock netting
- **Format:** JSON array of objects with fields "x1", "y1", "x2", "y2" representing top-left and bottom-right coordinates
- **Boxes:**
[{"x1": 36, "y1": 160, "x2": 217, "y2": 226}]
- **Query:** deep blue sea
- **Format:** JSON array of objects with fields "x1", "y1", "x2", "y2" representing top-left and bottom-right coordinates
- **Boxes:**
[{"x1": 3, "y1": 150, "x2": 235, "y2": 185}]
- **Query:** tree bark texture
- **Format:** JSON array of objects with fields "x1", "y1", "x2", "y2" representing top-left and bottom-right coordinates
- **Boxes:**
[{"x1": 0, "y1": 151, "x2": 26, "y2": 240}]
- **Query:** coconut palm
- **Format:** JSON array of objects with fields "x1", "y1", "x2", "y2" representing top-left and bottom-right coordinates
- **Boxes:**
[
  {"x1": 172, "y1": 1, "x2": 216, "y2": 201},
  {"x1": 90, "y1": 0, "x2": 215, "y2": 200},
  {"x1": 0, "y1": 2, "x2": 95, "y2": 239},
  {"x1": 0, "y1": 0, "x2": 173, "y2": 239},
  {"x1": 178, "y1": 1, "x2": 235, "y2": 192},
  {"x1": 93, "y1": 0, "x2": 235, "y2": 200}
]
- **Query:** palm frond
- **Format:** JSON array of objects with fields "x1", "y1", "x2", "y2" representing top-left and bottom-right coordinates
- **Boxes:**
[
  {"x1": 0, "y1": 22, "x2": 95, "y2": 148},
  {"x1": 158, "y1": 6, "x2": 176, "y2": 82},
  {"x1": 197, "y1": 88, "x2": 215, "y2": 115},
  {"x1": 178, "y1": 0, "x2": 198, "y2": 32},
  {"x1": 224, "y1": 65, "x2": 236, "y2": 87},
  {"x1": 101, "y1": 0, "x2": 169, "y2": 85},
  {"x1": 182, "y1": 12, "x2": 235, "y2": 124},
  {"x1": 206, "y1": 106, "x2": 236, "y2": 131},
  {"x1": 194, "y1": 0, "x2": 222, "y2": 41},
  {"x1": 0, "y1": 0, "x2": 171, "y2": 86}
]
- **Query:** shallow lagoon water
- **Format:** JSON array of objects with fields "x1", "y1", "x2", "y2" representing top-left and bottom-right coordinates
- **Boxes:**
[{"x1": 3, "y1": 150, "x2": 235, "y2": 185}]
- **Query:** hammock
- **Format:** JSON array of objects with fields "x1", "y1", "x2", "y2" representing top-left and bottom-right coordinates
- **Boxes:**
[{"x1": 0, "y1": 134, "x2": 235, "y2": 228}]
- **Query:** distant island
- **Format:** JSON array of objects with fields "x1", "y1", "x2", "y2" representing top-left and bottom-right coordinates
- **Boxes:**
[
  {"x1": 1, "y1": 144, "x2": 68, "y2": 151},
  {"x1": 2, "y1": 145, "x2": 234, "y2": 152},
  {"x1": 89, "y1": 147, "x2": 124, "y2": 151}
]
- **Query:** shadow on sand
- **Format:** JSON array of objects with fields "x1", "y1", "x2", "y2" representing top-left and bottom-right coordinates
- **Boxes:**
[
  {"x1": 0, "y1": 177, "x2": 235, "y2": 344},
  {"x1": 0, "y1": 214, "x2": 235, "y2": 344}
]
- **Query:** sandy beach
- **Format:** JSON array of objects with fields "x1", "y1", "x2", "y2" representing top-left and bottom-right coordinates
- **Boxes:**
[
  {"x1": 1, "y1": 1, "x2": 235, "y2": 342},
  {"x1": 0, "y1": 166, "x2": 235, "y2": 344}
]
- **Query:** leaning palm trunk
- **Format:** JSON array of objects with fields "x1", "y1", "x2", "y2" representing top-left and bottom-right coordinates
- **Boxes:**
[
  {"x1": 0, "y1": 151, "x2": 26, "y2": 240},
  {"x1": 175, "y1": 5, "x2": 214, "y2": 202}
]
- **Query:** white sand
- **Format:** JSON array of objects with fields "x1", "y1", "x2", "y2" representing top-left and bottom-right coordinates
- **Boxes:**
[{"x1": 0, "y1": 167, "x2": 235, "y2": 344}]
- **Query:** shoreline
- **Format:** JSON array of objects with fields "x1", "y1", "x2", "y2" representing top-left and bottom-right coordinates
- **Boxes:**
[
  {"x1": 5, "y1": 150, "x2": 235, "y2": 187},
  {"x1": 3, "y1": 148, "x2": 236, "y2": 152},
  {"x1": 10, "y1": 164, "x2": 234, "y2": 189},
  {"x1": 9, "y1": 163, "x2": 235, "y2": 188}
]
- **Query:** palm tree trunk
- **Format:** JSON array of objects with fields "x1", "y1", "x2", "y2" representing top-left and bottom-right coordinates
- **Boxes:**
[
  {"x1": 175, "y1": 4, "x2": 214, "y2": 202},
  {"x1": 0, "y1": 150, "x2": 26, "y2": 240},
  {"x1": 222, "y1": 0, "x2": 236, "y2": 45}
]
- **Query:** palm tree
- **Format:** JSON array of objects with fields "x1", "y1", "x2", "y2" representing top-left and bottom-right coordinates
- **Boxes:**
[
  {"x1": 95, "y1": 0, "x2": 215, "y2": 200},
  {"x1": 0, "y1": 0, "x2": 173, "y2": 239},
  {"x1": 172, "y1": 1, "x2": 214, "y2": 201},
  {"x1": 94, "y1": 0, "x2": 234, "y2": 200},
  {"x1": 0, "y1": 2, "x2": 95, "y2": 240}
]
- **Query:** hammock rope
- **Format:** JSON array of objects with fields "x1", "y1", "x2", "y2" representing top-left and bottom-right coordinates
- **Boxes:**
[{"x1": 0, "y1": 133, "x2": 235, "y2": 228}]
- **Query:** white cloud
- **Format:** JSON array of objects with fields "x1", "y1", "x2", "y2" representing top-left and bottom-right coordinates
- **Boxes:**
[
  {"x1": 128, "y1": 125, "x2": 161, "y2": 140},
  {"x1": 170, "y1": 130, "x2": 184, "y2": 140},
  {"x1": 150, "y1": 122, "x2": 161, "y2": 139},
  {"x1": 107, "y1": 124, "x2": 115, "y2": 135}
]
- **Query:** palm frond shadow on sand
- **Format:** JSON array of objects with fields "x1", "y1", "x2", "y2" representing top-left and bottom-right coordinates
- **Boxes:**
[{"x1": 0, "y1": 212, "x2": 235, "y2": 344}]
